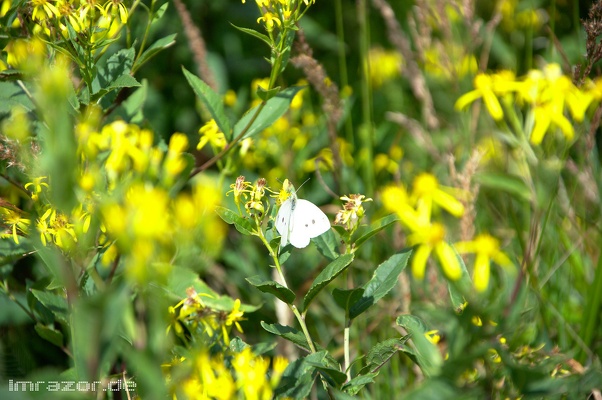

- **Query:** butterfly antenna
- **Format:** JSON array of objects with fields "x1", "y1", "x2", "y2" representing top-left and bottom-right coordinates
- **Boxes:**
[{"x1": 296, "y1": 178, "x2": 311, "y2": 193}]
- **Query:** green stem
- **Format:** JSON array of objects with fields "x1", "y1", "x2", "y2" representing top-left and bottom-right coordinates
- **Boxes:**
[
  {"x1": 357, "y1": 0, "x2": 374, "y2": 196},
  {"x1": 132, "y1": 0, "x2": 155, "y2": 73},
  {"x1": 578, "y1": 244, "x2": 602, "y2": 362},
  {"x1": 257, "y1": 229, "x2": 317, "y2": 353},
  {"x1": 334, "y1": 0, "x2": 353, "y2": 148},
  {"x1": 0, "y1": 281, "x2": 37, "y2": 322}
]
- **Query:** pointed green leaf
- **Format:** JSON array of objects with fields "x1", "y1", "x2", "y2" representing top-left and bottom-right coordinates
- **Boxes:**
[
  {"x1": 260, "y1": 321, "x2": 311, "y2": 352},
  {"x1": 332, "y1": 287, "x2": 364, "y2": 314},
  {"x1": 182, "y1": 67, "x2": 231, "y2": 138},
  {"x1": 341, "y1": 372, "x2": 379, "y2": 395},
  {"x1": 234, "y1": 86, "x2": 305, "y2": 140},
  {"x1": 475, "y1": 172, "x2": 531, "y2": 201},
  {"x1": 246, "y1": 275, "x2": 296, "y2": 304},
  {"x1": 34, "y1": 323, "x2": 64, "y2": 347},
  {"x1": 312, "y1": 229, "x2": 339, "y2": 261},
  {"x1": 91, "y1": 47, "x2": 136, "y2": 96},
  {"x1": 274, "y1": 353, "x2": 321, "y2": 399},
  {"x1": 0, "y1": 237, "x2": 33, "y2": 266},
  {"x1": 354, "y1": 214, "x2": 400, "y2": 249},
  {"x1": 307, "y1": 361, "x2": 347, "y2": 387},
  {"x1": 349, "y1": 249, "x2": 412, "y2": 319},
  {"x1": 447, "y1": 244, "x2": 472, "y2": 312},
  {"x1": 396, "y1": 314, "x2": 442, "y2": 377},
  {"x1": 230, "y1": 23, "x2": 271, "y2": 46},
  {"x1": 302, "y1": 253, "x2": 354, "y2": 312},
  {"x1": 134, "y1": 34, "x2": 177, "y2": 72},
  {"x1": 214, "y1": 206, "x2": 255, "y2": 235},
  {"x1": 156, "y1": 265, "x2": 260, "y2": 313},
  {"x1": 30, "y1": 289, "x2": 69, "y2": 325},
  {"x1": 257, "y1": 85, "x2": 281, "y2": 101},
  {"x1": 151, "y1": 2, "x2": 169, "y2": 22},
  {"x1": 275, "y1": 29, "x2": 296, "y2": 73},
  {"x1": 363, "y1": 337, "x2": 409, "y2": 374}
]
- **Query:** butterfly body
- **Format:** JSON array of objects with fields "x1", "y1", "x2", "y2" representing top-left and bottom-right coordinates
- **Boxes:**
[{"x1": 275, "y1": 181, "x2": 330, "y2": 249}]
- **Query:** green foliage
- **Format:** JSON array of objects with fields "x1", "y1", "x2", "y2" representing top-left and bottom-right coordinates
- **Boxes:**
[{"x1": 1, "y1": 0, "x2": 602, "y2": 398}]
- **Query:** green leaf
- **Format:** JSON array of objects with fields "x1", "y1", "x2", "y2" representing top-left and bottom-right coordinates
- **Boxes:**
[
  {"x1": 396, "y1": 314, "x2": 442, "y2": 377},
  {"x1": 257, "y1": 85, "x2": 281, "y2": 101},
  {"x1": 91, "y1": 47, "x2": 139, "y2": 101},
  {"x1": 306, "y1": 359, "x2": 347, "y2": 387},
  {"x1": 362, "y1": 337, "x2": 409, "y2": 374},
  {"x1": 400, "y1": 378, "x2": 459, "y2": 400},
  {"x1": 112, "y1": 79, "x2": 148, "y2": 123},
  {"x1": 341, "y1": 372, "x2": 379, "y2": 395},
  {"x1": 229, "y1": 337, "x2": 249, "y2": 353},
  {"x1": 332, "y1": 287, "x2": 364, "y2": 313},
  {"x1": 34, "y1": 323, "x2": 64, "y2": 347},
  {"x1": 151, "y1": 2, "x2": 169, "y2": 22},
  {"x1": 157, "y1": 265, "x2": 260, "y2": 313},
  {"x1": 30, "y1": 289, "x2": 69, "y2": 325},
  {"x1": 234, "y1": 86, "x2": 305, "y2": 140},
  {"x1": 447, "y1": 244, "x2": 472, "y2": 312},
  {"x1": 0, "y1": 81, "x2": 34, "y2": 116},
  {"x1": 302, "y1": 253, "x2": 354, "y2": 312},
  {"x1": 182, "y1": 67, "x2": 231, "y2": 138},
  {"x1": 274, "y1": 29, "x2": 296, "y2": 73},
  {"x1": 354, "y1": 214, "x2": 400, "y2": 249},
  {"x1": 214, "y1": 206, "x2": 255, "y2": 235},
  {"x1": 246, "y1": 275, "x2": 296, "y2": 304},
  {"x1": 475, "y1": 172, "x2": 531, "y2": 201},
  {"x1": 230, "y1": 23, "x2": 272, "y2": 47},
  {"x1": 0, "y1": 237, "x2": 33, "y2": 266},
  {"x1": 274, "y1": 353, "x2": 319, "y2": 399},
  {"x1": 312, "y1": 229, "x2": 340, "y2": 261},
  {"x1": 349, "y1": 249, "x2": 412, "y2": 319},
  {"x1": 134, "y1": 34, "x2": 177, "y2": 72},
  {"x1": 260, "y1": 321, "x2": 312, "y2": 352}
]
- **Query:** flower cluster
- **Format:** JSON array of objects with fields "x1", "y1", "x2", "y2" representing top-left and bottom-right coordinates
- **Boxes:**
[
  {"x1": 3, "y1": 0, "x2": 128, "y2": 43},
  {"x1": 382, "y1": 173, "x2": 511, "y2": 291},
  {"x1": 243, "y1": 0, "x2": 316, "y2": 32},
  {"x1": 166, "y1": 347, "x2": 288, "y2": 400},
  {"x1": 335, "y1": 193, "x2": 372, "y2": 234},
  {"x1": 456, "y1": 63, "x2": 602, "y2": 145},
  {"x1": 168, "y1": 288, "x2": 245, "y2": 346}
]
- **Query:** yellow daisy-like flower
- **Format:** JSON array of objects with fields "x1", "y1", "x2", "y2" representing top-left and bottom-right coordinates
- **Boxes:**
[
  {"x1": 455, "y1": 233, "x2": 513, "y2": 292},
  {"x1": 411, "y1": 173, "x2": 464, "y2": 219}
]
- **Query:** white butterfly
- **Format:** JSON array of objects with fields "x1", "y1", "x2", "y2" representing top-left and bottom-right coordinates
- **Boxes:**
[{"x1": 275, "y1": 179, "x2": 331, "y2": 249}]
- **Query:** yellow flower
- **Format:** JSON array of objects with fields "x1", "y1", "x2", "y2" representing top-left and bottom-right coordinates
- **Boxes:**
[
  {"x1": 103, "y1": 0, "x2": 128, "y2": 24},
  {"x1": 334, "y1": 193, "x2": 372, "y2": 232},
  {"x1": 455, "y1": 71, "x2": 520, "y2": 121},
  {"x1": 455, "y1": 234, "x2": 513, "y2": 292},
  {"x1": 411, "y1": 173, "x2": 464, "y2": 218},
  {"x1": 197, "y1": 119, "x2": 226, "y2": 152},
  {"x1": 381, "y1": 184, "x2": 422, "y2": 229},
  {"x1": 367, "y1": 47, "x2": 402, "y2": 87},
  {"x1": 24, "y1": 176, "x2": 49, "y2": 201},
  {"x1": 408, "y1": 222, "x2": 461, "y2": 281},
  {"x1": 31, "y1": 0, "x2": 60, "y2": 21},
  {"x1": 257, "y1": 12, "x2": 281, "y2": 31},
  {"x1": 1, "y1": 207, "x2": 30, "y2": 244}
]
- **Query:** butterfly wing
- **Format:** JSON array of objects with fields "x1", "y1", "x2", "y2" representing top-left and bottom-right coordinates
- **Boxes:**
[
  {"x1": 288, "y1": 199, "x2": 331, "y2": 248},
  {"x1": 275, "y1": 198, "x2": 294, "y2": 247}
]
